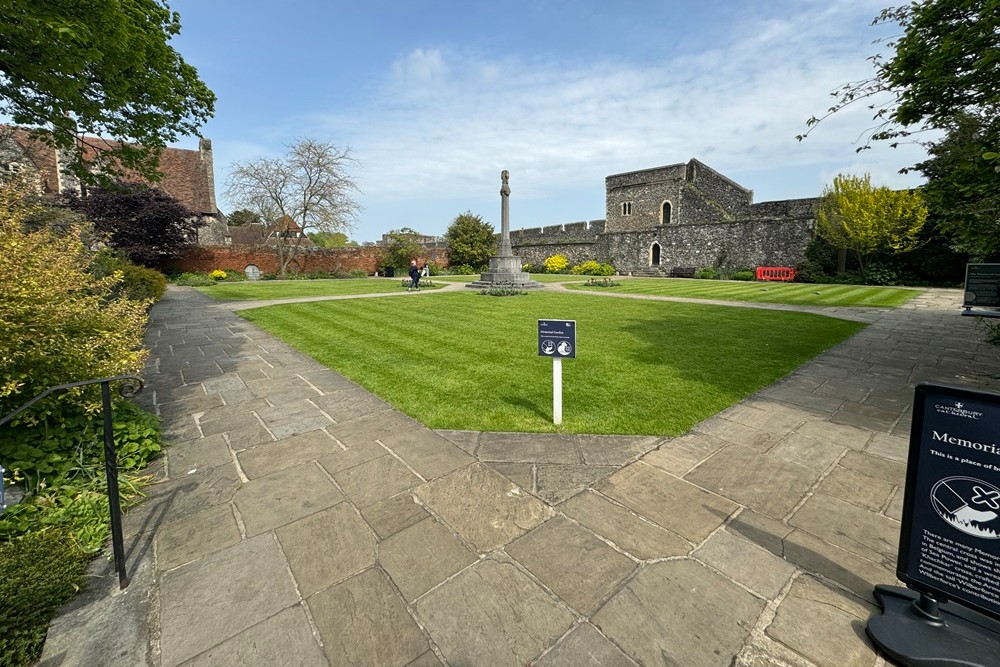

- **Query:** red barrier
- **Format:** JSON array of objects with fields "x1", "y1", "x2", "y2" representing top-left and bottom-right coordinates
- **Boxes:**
[{"x1": 756, "y1": 266, "x2": 797, "y2": 282}]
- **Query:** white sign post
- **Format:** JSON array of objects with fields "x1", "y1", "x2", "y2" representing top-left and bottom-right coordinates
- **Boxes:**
[{"x1": 538, "y1": 319, "x2": 576, "y2": 426}]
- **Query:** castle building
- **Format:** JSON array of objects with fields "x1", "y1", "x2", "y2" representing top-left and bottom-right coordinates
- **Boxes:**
[{"x1": 510, "y1": 159, "x2": 817, "y2": 273}]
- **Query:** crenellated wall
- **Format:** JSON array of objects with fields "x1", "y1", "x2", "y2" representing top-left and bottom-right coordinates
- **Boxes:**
[{"x1": 508, "y1": 220, "x2": 607, "y2": 266}]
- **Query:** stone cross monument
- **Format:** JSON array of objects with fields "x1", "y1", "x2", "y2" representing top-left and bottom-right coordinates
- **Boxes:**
[{"x1": 468, "y1": 170, "x2": 542, "y2": 289}]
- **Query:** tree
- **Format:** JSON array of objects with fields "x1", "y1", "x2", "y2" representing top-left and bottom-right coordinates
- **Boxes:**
[
  {"x1": 379, "y1": 228, "x2": 424, "y2": 272},
  {"x1": 917, "y1": 115, "x2": 1000, "y2": 259},
  {"x1": 799, "y1": 0, "x2": 1000, "y2": 153},
  {"x1": 0, "y1": 0, "x2": 215, "y2": 184},
  {"x1": 226, "y1": 209, "x2": 262, "y2": 227},
  {"x1": 445, "y1": 211, "x2": 495, "y2": 269},
  {"x1": 308, "y1": 231, "x2": 355, "y2": 248},
  {"x1": 63, "y1": 181, "x2": 199, "y2": 266},
  {"x1": 815, "y1": 174, "x2": 928, "y2": 272},
  {"x1": 225, "y1": 139, "x2": 361, "y2": 276}
]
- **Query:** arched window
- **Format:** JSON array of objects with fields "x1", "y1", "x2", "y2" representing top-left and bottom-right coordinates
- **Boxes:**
[
  {"x1": 661, "y1": 201, "x2": 672, "y2": 224},
  {"x1": 651, "y1": 243, "x2": 661, "y2": 266}
]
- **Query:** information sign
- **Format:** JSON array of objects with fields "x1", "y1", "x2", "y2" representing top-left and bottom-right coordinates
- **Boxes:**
[
  {"x1": 538, "y1": 319, "x2": 576, "y2": 358},
  {"x1": 898, "y1": 384, "x2": 1000, "y2": 619},
  {"x1": 964, "y1": 264, "x2": 1000, "y2": 309}
]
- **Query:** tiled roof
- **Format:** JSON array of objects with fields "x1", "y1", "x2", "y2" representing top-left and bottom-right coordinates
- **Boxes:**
[
  {"x1": 78, "y1": 136, "x2": 216, "y2": 214},
  {"x1": 2, "y1": 127, "x2": 217, "y2": 215}
]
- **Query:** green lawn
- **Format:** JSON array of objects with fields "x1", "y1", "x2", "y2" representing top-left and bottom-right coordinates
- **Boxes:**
[
  {"x1": 240, "y1": 291, "x2": 864, "y2": 435},
  {"x1": 435, "y1": 273, "x2": 588, "y2": 283},
  {"x1": 194, "y1": 278, "x2": 443, "y2": 300},
  {"x1": 568, "y1": 277, "x2": 922, "y2": 307}
]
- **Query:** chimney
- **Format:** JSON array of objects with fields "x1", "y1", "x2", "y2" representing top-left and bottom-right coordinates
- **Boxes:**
[{"x1": 199, "y1": 137, "x2": 217, "y2": 213}]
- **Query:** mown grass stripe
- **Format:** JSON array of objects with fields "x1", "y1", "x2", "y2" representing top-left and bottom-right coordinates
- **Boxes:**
[{"x1": 241, "y1": 291, "x2": 863, "y2": 435}]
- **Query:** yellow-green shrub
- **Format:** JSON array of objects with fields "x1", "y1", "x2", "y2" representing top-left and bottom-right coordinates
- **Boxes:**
[
  {"x1": 570, "y1": 260, "x2": 615, "y2": 276},
  {"x1": 543, "y1": 254, "x2": 569, "y2": 273},
  {"x1": 0, "y1": 178, "x2": 149, "y2": 424}
]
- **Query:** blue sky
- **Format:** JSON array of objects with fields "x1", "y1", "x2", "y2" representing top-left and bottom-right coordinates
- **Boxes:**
[{"x1": 169, "y1": 0, "x2": 928, "y2": 242}]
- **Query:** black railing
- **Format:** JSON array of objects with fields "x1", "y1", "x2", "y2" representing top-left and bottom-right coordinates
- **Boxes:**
[{"x1": 0, "y1": 375, "x2": 144, "y2": 589}]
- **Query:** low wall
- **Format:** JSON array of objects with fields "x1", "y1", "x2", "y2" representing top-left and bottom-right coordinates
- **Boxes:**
[{"x1": 169, "y1": 246, "x2": 450, "y2": 275}]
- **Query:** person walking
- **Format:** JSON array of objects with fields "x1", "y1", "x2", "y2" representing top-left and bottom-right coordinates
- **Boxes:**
[{"x1": 408, "y1": 259, "x2": 421, "y2": 291}]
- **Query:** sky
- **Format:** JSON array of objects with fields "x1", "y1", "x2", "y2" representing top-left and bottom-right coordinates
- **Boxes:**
[{"x1": 167, "y1": 0, "x2": 929, "y2": 243}]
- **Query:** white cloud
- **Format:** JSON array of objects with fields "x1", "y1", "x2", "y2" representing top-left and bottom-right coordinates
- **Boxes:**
[{"x1": 248, "y1": 0, "x2": 928, "y2": 239}]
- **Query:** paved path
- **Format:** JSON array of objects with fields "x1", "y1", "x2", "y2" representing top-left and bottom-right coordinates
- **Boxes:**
[{"x1": 40, "y1": 285, "x2": 1000, "y2": 666}]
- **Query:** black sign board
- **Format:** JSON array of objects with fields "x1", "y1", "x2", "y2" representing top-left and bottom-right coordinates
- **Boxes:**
[
  {"x1": 964, "y1": 264, "x2": 1000, "y2": 309},
  {"x1": 538, "y1": 319, "x2": 576, "y2": 358},
  {"x1": 897, "y1": 384, "x2": 1000, "y2": 620}
]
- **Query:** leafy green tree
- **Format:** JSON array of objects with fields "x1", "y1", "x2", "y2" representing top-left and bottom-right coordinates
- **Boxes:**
[
  {"x1": 445, "y1": 211, "x2": 495, "y2": 269},
  {"x1": 62, "y1": 181, "x2": 199, "y2": 266},
  {"x1": 379, "y1": 227, "x2": 423, "y2": 272},
  {"x1": 800, "y1": 0, "x2": 999, "y2": 152},
  {"x1": 917, "y1": 114, "x2": 1000, "y2": 260},
  {"x1": 308, "y1": 231, "x2": 354, "y2": 248},
  {"x1": 0, "y1": 0, "x2": 215, "y2": 184},
  {"x1": 226, "y1": 209, "x2": 262, "y2": 227},
  {"x1": 225, "y1": 139, "x2": 361, "y2": 276},
  {"x1": 815, "y1": 174, "x2": 928, "y2": 272}
]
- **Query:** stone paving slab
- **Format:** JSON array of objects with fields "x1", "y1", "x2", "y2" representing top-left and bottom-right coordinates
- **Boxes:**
[
  {"x1": 275, "y1": 502, "x2": 377, "y2": 597},
  {"x1": 683, "y1": 444, "x2": 821, "y2": 518},
  {"x1": 159, "y1": 535, "x2": 299, "y2": 667},
  {"x1": 307, "y1": 568, "x2": 429, "y2": 666},
  {"x1": 236, "y1": 429, "x2": 341, "y2": 479},
  {"x1": 416, "y1": 558, "x2": 575, "y2": 667},
  {"x1": 596, "y1": 462, "x2": 738, "y2": 543},
  {"x1": 593, "y1": 559, "x2": 765, "y2": 667},
  {"x1": 378, "y1": 517, "x2": 477, "y2": 601},
  {"x1": 532, "y1": 622, "x2": 637, "y2": 667},
  {"x1": 178, "y1": 605, "x2": 328, "y2": 667},
  {"x1": 507, "y1": 516, "x2": 636, "y2": 614},
  {"x1": 559, "y1": 490, "x2": 692, "y2": 560},
  {"x1": 415, "y1": 462, "x2": 553, "y2": 552},
  {"x1": 766, "y1": 576, "x2": 878, "y2": 667},
  {"x1": 234, "y1": 462, "x2": 345, "y2": 536}
]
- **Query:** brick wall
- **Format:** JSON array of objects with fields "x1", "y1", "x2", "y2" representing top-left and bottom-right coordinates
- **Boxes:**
[{"x1": 168, "y1": 246, "x2": 450, "y2": 276}]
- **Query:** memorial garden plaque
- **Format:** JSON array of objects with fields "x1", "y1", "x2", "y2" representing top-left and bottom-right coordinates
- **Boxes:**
[
  {"x1": 867, "y1": 384, "x2": 1000, "y2": 666},
  {"x1": 963, "y1": 263, "x2": 1000, "y2": 316}
]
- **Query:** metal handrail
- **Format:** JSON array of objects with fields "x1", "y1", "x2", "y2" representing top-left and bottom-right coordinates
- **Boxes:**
[{"x1": 0, "y1": 375, "x2": 145, "y2": 589}]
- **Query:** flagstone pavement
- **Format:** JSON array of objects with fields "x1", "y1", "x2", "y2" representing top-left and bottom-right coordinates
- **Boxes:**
[{"x1": 39, "y1": 283, "x2": 1000, "y2": 666}]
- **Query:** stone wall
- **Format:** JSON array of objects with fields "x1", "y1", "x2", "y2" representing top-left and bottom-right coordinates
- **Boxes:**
[
  {"x1": 597, "y1": 219, "x2": 813, "y2": 273},
  {"x1": 509, "y1": 220, "x2": 605, "y2": 266},
  {"x1": 605, "y1": 165, "x2": 685, "y2": 233}
]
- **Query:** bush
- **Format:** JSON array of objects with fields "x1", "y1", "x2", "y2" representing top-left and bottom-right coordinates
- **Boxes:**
[
  {"x1": 543, "y1": 255, "x2": 569, "y2": 273},
  {"x1": 0, "y1": 400, "x2": 161, "y2": 492},
  {"x1": 349, "y1": 269, "x2": 369, "y2": 279},
  {"x1": 794, "y1": 260, "x2": 829, "y2": 284},
  {"x1": 173, "y1": 272, "x2": 215, "y2": 286},
  {"x1": 222, "y1": 269, "x2": 246, "y2": 282},
  {"x1": 0, "y1": 178, "x2": 149, "y2": 424},
  {"x1": 209, "y1": 269, "x2": 227, "y2": 280},
  {"x1": 119, "y1": 264, "x2": 167, "y2": 301},
  {"x1": 478, "y1": 287, "x2": 527, "y2": 296},
  {"x1": 450, "y1": 264, "x2": 478, "y2": 275},
  {"x1": 695, "y1": 267, "x2": 717, "y2": 279},
  {"x1": 730, "y1": 270, "x2": 755, "y2": 281},
  {"x1": 521, "y1": 263, "x2": 535, "y2": 273},
  {"x1": 570, "y1": 260, "x2": 615, "y2": 276},
  {"x1": 88, "y1": 249, "x2": 167, "y2": 301},
  {"x1": 0, "y1": 529, "x2": 89, "y2": 667},
  {"x1": 581, "y1": 278, "x2": 620, "y2": 288}
]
